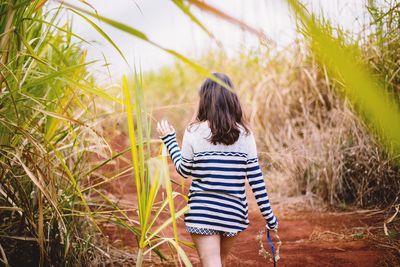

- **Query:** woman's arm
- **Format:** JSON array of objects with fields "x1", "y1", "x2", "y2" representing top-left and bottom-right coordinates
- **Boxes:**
[
  {"x1": 161, "y1": 130, "x2": 194, "y2": 178},
  {"x1": 160, "y1": 128, "x2": 194, "y2": 179},
  {"x1": 245, "y1": 131, "x2": 278, "y2": 230}
]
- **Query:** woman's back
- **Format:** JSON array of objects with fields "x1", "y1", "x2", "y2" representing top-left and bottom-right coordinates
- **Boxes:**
[
  {"x1": 161, "y1": 120, "x2": 277, "y2": 233},
  {"x1": 185, "y1": 120, "x2": 251, "y2": 199}
]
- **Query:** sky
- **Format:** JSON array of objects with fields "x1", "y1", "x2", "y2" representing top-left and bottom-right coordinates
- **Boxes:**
[{"x1": 54, "y1": 0, "x2": 370, "y2": 81}]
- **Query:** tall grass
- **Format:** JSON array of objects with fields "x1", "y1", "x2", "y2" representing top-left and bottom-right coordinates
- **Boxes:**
[
  {"x1": 0, "y1": 1, "x2": 113, "y2": 265},
  {"x1": 286, "y1": 0, "x2": 400, "y2": 206}
]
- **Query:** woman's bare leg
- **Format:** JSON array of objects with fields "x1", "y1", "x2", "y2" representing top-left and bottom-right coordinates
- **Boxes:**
[
  {"x1": 220, "y1": 233, "x2": 240, "y2": 267},
  {"x1": 190, "y1": 233, "x2": 221, "y2": 267}
]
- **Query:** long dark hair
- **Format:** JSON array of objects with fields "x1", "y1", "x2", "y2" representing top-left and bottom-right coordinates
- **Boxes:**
[{"x1": 188, "y1": 72, "x2": 250, "y2": 145}]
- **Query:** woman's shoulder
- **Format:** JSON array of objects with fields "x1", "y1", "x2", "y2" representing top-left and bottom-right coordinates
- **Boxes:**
[
  {"x1": 238, "y1": 123, "x2": 253, "y2": 137},
  {"x1": 185, "y1": 120, "x2": 207, "y2": 133}
]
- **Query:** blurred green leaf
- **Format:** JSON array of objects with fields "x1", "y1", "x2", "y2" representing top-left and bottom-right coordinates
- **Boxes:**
[{"x1": 287, "y1": 0, "x2": 400, "y2": 156}]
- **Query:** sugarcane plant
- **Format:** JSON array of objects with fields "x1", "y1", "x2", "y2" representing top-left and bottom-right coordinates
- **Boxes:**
[
  {"x1": 0, "y1": 0, "x2": 120, "y2": 265},
  {"x1": 121, "y1": 72, "x2": 194, "y2": 266}
]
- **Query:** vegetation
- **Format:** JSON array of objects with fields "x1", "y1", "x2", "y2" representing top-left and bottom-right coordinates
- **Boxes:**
[
  {"x1": 0, "y1": 1, "x2": 108, "y2": 265},
  {"x1": 0, "y1": 1, "x2": 220, "y2": 266},
  {"x1": 0, "y1": 0, "x2": 399, "y2": 266}
]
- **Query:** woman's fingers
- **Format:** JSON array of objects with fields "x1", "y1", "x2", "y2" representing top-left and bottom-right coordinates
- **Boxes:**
[
  {"x1": 156, "y1": 119, "x2": 175, "y2": 137},
  {"x1": 168, "y1": 123, "x2": 175, "y2": 133},
  {"x1": 166, "y1": 120, "x2": 174, "y2": 132},
  {"x1": 156, "y1": 121, "x2": 161, "y2": 134},
  {"x1": 163, "y1": 120, "x2": 170, "y2": 132},
  {"x1": 160, "y1": 120, "x2": 165, "y2": 131},
  {"x1": 161, "y1": 120, "x2": 168, "y2": 133},
  {"x1": 163, "y1": 120, "x2": 174, "y2": 133},
  {"x1": 162, "y1": 120, "x2": 168, "y2": 132},
  {"x1": 157, "y1": 121, "x2": 165, "y2": 136}
]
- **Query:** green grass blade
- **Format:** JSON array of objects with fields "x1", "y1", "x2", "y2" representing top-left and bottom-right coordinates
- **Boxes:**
[
  {"x1": 67, "y1": 8, "x2": 128, "y2": 64},
  {"x1": 22, "y1": 60, "x2": 97, "y2": 89},
  {"x1": 161, "y1": 145, "x2": 179, "y2": 243},
  {"x1": 168, "y1": 239, "x2": 193, "y2": 267},
  {"x1": 122, "y1": 75, "x2": 143, "y2": 228},
  {"x1": 145, "y1": 205, "x2": 189, "y2": 245},
  {"x1": 171, "y1": 0, "x2": 215, "y2": 40}
]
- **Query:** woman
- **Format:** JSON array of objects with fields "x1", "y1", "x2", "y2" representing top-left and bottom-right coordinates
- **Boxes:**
[{"x1": 156, "y1": 72, "x2": 278, "y2": 267}]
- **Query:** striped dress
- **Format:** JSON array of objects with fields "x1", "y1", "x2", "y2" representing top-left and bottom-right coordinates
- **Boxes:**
[{"x1": 160, "y1": 121, "x2": 278, "y2": 234}]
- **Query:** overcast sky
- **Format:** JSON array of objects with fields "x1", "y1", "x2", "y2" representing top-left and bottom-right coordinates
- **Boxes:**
[{"x1": 55, "y1": 0, "x2": 369, "y2": 81}]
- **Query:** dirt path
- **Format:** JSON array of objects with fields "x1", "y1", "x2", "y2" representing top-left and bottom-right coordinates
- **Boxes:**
[{"x1": 224, "y1": 195, "x2": 388, "y2": 267}]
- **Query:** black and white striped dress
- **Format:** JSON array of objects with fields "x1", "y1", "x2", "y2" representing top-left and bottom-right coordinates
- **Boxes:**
[{"x1": 160, "y1": 121, "x2": 278, "y2": 236}]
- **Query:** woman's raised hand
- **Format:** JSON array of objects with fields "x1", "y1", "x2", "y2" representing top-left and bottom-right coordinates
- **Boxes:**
[{"x1": 156, "y1": 119, "x2": 175, "y2": 138}]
